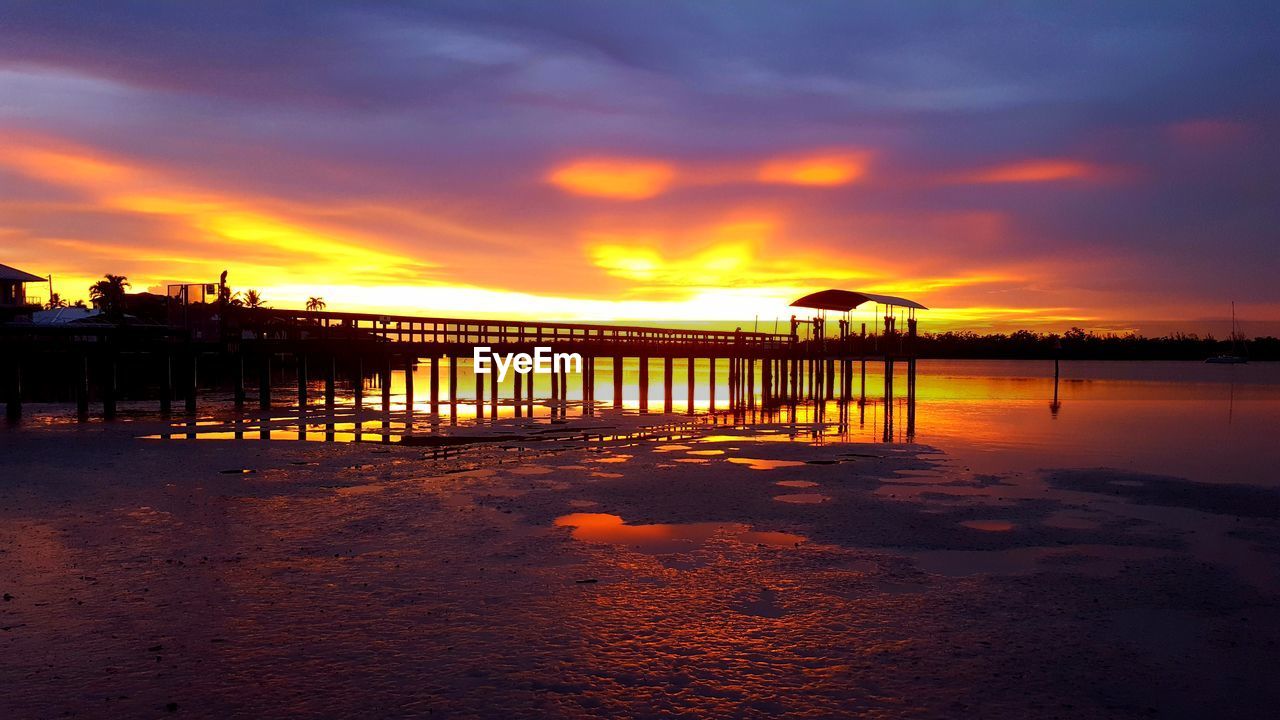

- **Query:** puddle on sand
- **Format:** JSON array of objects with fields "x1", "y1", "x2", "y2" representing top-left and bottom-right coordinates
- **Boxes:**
[
  {"x1": 775, "y1": 480, "x2": 819, "y2": 489},
  {"x1": 554, "y1": 513, "x2": 805, "y2": 554},
  {"x1": 728, "y1": 458, "x2": 808, "y2": 471},
  {"x1": 654, "y1": 444, "x2": 692, "y2": 453},
  {"x1": 685, "y1": 449, "x2": 725, "y2": 456},
  {"x1": 773, "y1": 493, "x2": 831, "y2": 504},
  {"x1": 959, "y1": 520, "x2": 1015, "y2": 532}
]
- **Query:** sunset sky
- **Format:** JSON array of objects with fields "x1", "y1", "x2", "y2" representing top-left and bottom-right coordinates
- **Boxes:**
[{"x1": 2, "y1": 1, "x2": 1278, "y2": 334}]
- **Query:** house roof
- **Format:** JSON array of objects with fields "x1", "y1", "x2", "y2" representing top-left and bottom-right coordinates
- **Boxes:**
[
  {"x1": 0, "y1": 263, "x2": 46, "y2": 283},
  {"x1": 791, "y1": 289, "x2": 928, "y2": 312}
]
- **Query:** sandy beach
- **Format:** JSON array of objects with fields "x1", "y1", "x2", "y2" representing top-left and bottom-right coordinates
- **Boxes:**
[{"x1": 3, "y1": 408, "x2": 1279, "y2": 719}]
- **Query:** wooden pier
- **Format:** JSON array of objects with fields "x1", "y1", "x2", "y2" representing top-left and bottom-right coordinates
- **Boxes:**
[{"x1": 1, "y1": 304, "x2": 919, "y2": 425}]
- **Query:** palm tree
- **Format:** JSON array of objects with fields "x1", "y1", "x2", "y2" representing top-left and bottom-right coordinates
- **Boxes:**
[
  {"x1": 88, "y1": 274, "x2": 130, "y2": 317},
  {"x1": 305, "y1": 296, "x2": 326, "y2": 312},
  {"x1": 242, "y1": 289, "x2": 266, "y2": 309},
  {"x1": 45, "y1": 293, "x2": 68, "y2": 309}
]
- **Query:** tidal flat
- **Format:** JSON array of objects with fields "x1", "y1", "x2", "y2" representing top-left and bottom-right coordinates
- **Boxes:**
[{"x1": 3, "y1": 401, "x2": 1279, "y2": 718}]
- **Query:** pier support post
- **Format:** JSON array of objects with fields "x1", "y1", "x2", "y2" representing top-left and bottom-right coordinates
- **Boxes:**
[
  {"x1": 687, "y1": 358, "x2": 695, "y2": 415},
  {"x1": 259, "y1": 353, "x2": 272, "y2": 410},
  {"x1": 583, "y1": 357, "x2": 593, "y2": 415},
  {"x1": 663, "y1": 357, "x2": 673, "y2": 413},
  {"x1": 448, "y1": 356, "x2": 458, "y2": 423},
  {"x1": 709, "y1": 357, "x2": 716, "y2": 412},
  {"x1": 747, "y1": 357, "x2": 755, "y2": 408},
  {"x1": 381, "y1": 356, "x2": 392, "y2": 413},
  {"x1": 638, "y1": 357, "x2": 649, "y2": 413},
  {"x1": 429, "y1": 356, "x2": 440, "y2": 415},
  {"x1": 613, "y1": 356, "x2": 623, "y2": 409},
  {"x1": 761, "y1": 357, "x2": 771, "y2": 405},
  {"x1": 404, "y1": 357, "x2": 415, "y2": 411},
  {"x1": 526, "y1": 371, "x2": 534, "y2": 415}
]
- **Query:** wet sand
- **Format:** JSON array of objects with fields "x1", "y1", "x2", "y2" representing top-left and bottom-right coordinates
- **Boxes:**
[{"x1": 2, "y1": 412, "x2": 1279, "y2": 718}]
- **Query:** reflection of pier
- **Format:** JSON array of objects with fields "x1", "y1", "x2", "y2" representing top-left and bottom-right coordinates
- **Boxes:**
[{"x1": 2, "y1": 288, "x2": 925, "y2": 428}]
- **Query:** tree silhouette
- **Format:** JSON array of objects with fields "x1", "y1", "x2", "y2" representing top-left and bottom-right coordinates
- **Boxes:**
[
  {"x1": 242, "y1": 289, "x2": 266, "y2": 309},
  {"x1": 45, "y1": 293, "x2": 68, "y2": 309},
  {"x1": 88, "y1": 274, "x2": 130, "y2": 317},
  {"x1": 305, "y1": 296, "x2": 326, "y2": 312}
]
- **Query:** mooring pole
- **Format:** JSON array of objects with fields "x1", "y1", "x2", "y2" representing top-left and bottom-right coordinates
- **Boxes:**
[
  {"x1": 475, "y1": 356, "x2": 485, "y2": 419},
  {"x1": 259, "y1": 353, "x2": 272, "y2": 410},
  {"x1": 352, "y1": 356, "x2": 363, "y2": 413}
]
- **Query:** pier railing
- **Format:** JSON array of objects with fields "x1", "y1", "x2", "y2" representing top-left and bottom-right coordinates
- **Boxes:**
[{"x1": 232, "y1": 308, "x2": 794, "y2": 351}]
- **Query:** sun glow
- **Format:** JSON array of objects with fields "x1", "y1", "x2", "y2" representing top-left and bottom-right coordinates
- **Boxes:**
[{"x1": 757, "y1": 151, "x2": 870, "y2": 186}]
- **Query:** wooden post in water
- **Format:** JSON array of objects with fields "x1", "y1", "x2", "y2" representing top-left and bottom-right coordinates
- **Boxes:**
[
  {"x1": 185, "y1": 352, "x2": 198, "y2": 413},
  {"x1": 826, "y1": 357, "x2": 835, "y2": 400},
  {"x1": 687, "y1": 357, "x2": 695, "y2": 414},
  {"x1": 259, "y1": 353, "x2": 272, "y2": 410},
  {"x1": 429, "y1": 356, "x2": 440, "y2": 415},
  {"x1": 747, "y1": 356, "x2": 755, "y2": 408},
  {"x1": 708, "y1": 357, "x2": 716, "y2": 412},
  {"x1": 761, "y1": 356, "x2": 771, "y2": 405},
  {"x1": 638, "y1": 356, "x2": 649, "y2": 413},
  {"x1": 663, "y1": 357, "x2": 673, "y2": 413},
  {"x1": 448, "y1": 356, "x2": 458, "y2": 424},
  {"x1": 613, "y1": 356, "x2": 623, "y2": 409}
]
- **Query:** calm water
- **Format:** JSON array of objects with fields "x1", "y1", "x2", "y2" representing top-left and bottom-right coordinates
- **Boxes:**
[{"x1": 20, "y1": 359, "x2": 1280, "y2": 487}]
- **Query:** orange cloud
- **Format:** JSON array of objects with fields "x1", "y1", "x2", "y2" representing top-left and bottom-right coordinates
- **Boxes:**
[
  {"x1": 757, "y1": 150, "x2": 870, "y2": 186},
  {"x1": 547, "y1": 158, "x2": 676, "y2": 199},
  {"x1": 949, "y1": 158, "x2": 1104, "y2": 184}
]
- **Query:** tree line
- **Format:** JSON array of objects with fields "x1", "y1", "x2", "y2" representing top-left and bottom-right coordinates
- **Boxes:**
[{"x1": 913, "y1": 328, "x2": 1278, "y2": 361}]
